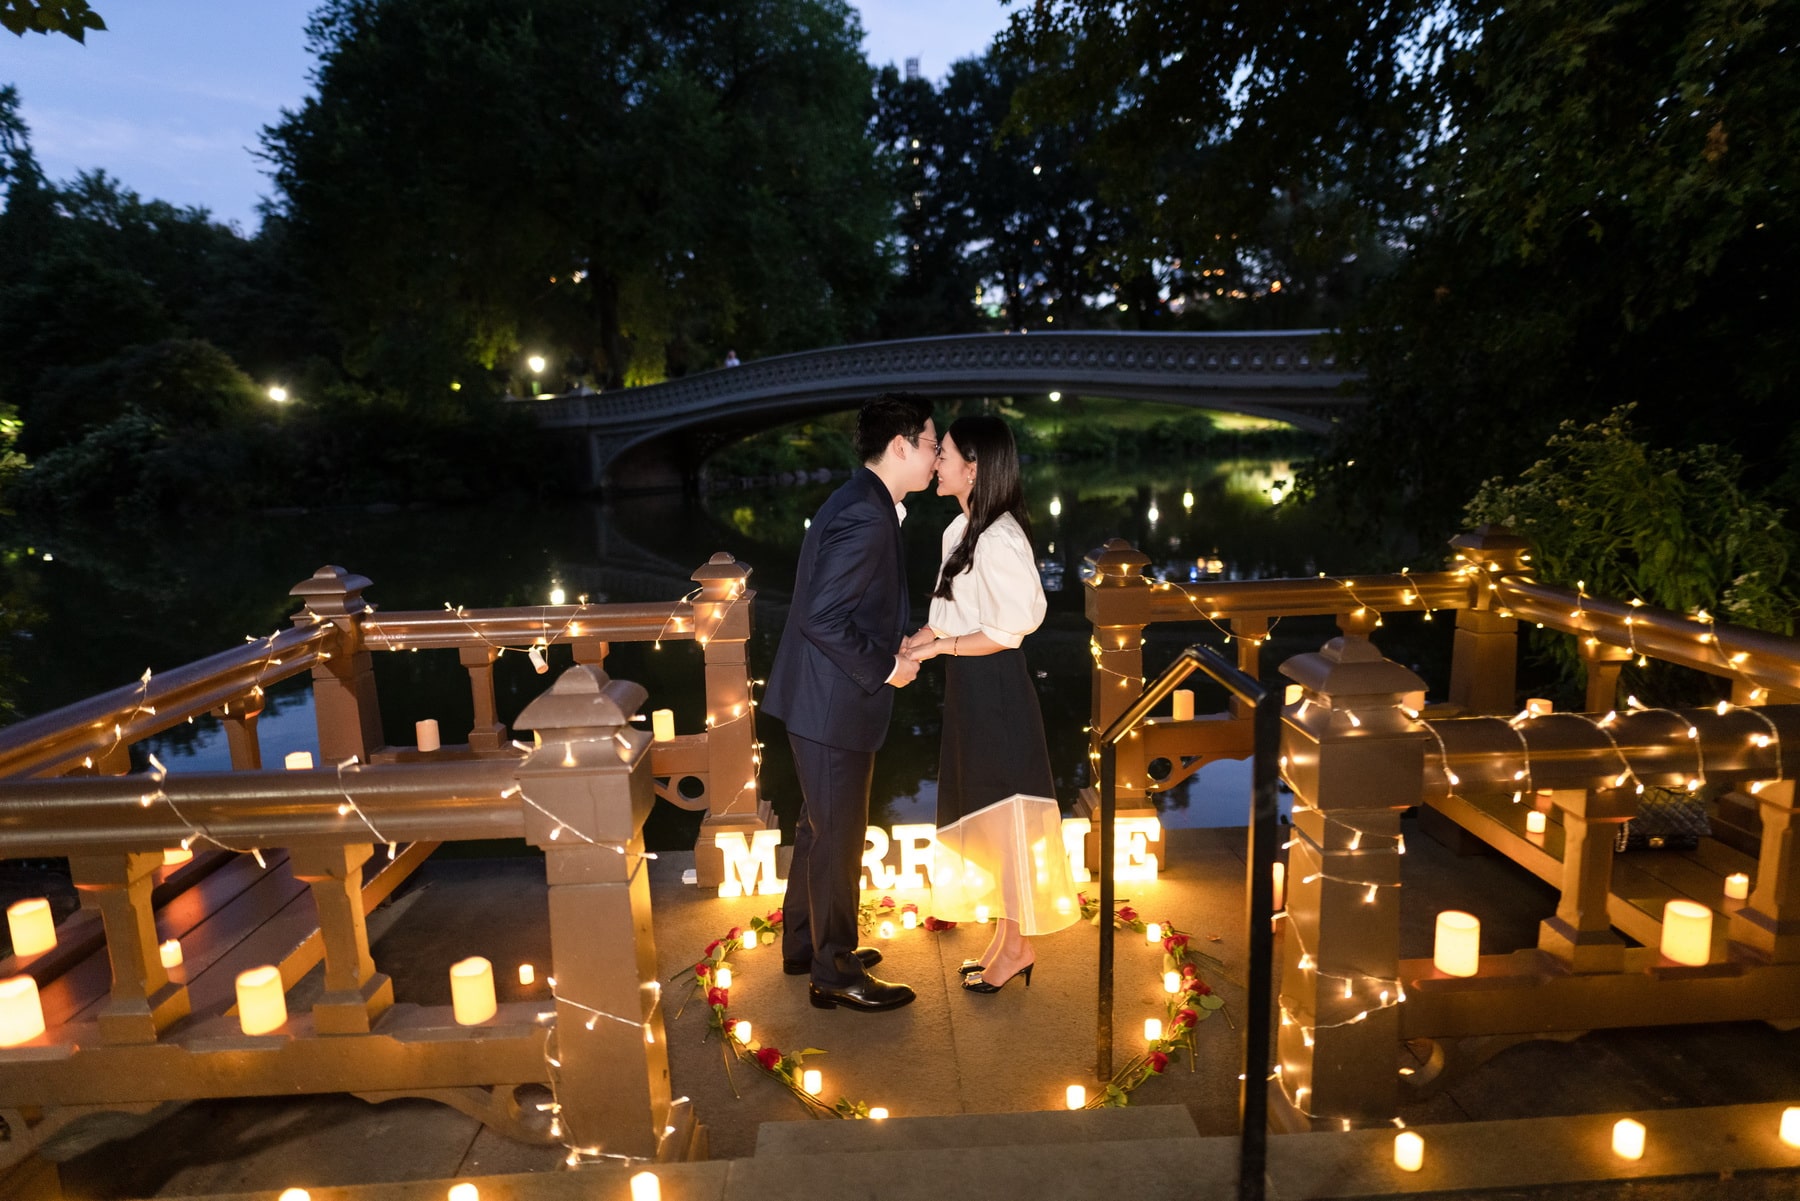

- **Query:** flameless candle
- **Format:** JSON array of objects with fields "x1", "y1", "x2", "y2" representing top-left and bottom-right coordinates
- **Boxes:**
[
  {"x1": 448, "y1": 1184, "x2": 479, "y2": 1201},
  {"x1": 714, "y1": 966, "x2": 732, "y2": 989},
  {"x1": 902, "y1": 910, "x2": 917, "y2": 929},
  {"x1": 652, "y1": 709, "x2": 676, "y2": 742},
  {"x1": 1171, "y1": 690, "x2": 1195, "y2": 722},
  {"x1": 1781, "y1": 1107, "x2": 1800, "y2": 1148},
  {"x1": 1612, "y1": 1118, "x2": 1646, "y2": 1160},
  {"x1": 879, "y1": 920, "x2": 895, "y2": 939},
  {"x1": 736, "y1": 931, "x2": 756, "y2": 952},
  {"x1": 163, "y1": 846, "x2": 193, "y2": 867},
  {"x1": 1526, "y1": 810, "x2": 1548, "y2": 835},
  {"x1": 416, "y1": 719, "x2": 441, "y2": 753},
  {"x1": 0, "y1": 975, "x2": 46, "y2": 1046},
  {"x1": 279, "y1": 1190, "x2": 311, "y2": 1201},
  {"x1": 717, "y1": 880, "x2": 743, "y2": 899},
  {"x1": 869, "y1": 1107, "x2": 889, "y2": 1119},
  {"x1": 1065, "y1": 1084, "x2": 1086, "y2": 1109},
  {"x1": 1163, "y1": 970, "x2": 1181, "y2": 993},
  {"x1": 732, "y1": 1019, "x2": 751, "y2": 1044},
  {"x1": 159, "y1": 939, "x2": 183, "y2": 969},
  {"x1": 1433, "y1": 910, "x2": 1481, "y2": 977},
  {"x1": 1526, "y1": 697, "x2": 1554, "y2": 716},
  {"x1": 975, "y1": 905, "x2": 990, "y2": 924},
  {"x1": 518, "y1": 963, "x2": 535, "y2": 986},
  {"x1": 1725, "y1": 873, "x2": 1751, "y2": 901},
  {"x1": 1394, "y1": 1131, "x2": 1424, "y2": 1172},
  {"x1": 1145, "y1": 922, "x2": 1162, "y2": 944},
  {"x1": 1660, "y1": 900, "x2": 1713, "y2": 966},
  {"x1": 6, "y1": 898, "x2": 56, "y2": 957},
  {"x1": 450, "y1": 957, "x2": 497, "y2": 1025},
  {"x1": 1145, "y1": 1018, "x2": 1163, "y2": 1042},
  {"x1": 802, "y1": 1069, "x2": 823, "y2": 1096},
  {"x1": 235, "y1": 965, "x2": 288, "y2": 1035},
  {"x1": 284, "y1": 751, "x2": 314, "y2": 770},
  {"x1": 1272, "y1": 862, "x2": 1286, "y2": 911},
  {"x1": 629, "y1": 1173, "x2": 660, "y2": 1201}
]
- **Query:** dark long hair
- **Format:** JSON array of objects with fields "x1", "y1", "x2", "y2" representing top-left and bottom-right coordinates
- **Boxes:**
[{"x1": 933, "y1": 415, "x2": 1033, "y2": 601}]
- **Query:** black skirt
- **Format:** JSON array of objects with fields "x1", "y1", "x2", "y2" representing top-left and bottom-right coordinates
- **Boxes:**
[{"x1": 936, "y1": 647, "x2": 1056, "y2": 827}]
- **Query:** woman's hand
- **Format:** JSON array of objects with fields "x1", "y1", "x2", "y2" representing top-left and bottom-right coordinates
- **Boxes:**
[
  {"x1": 909, "y1": 636, "x2": 951, "y2": 662},
  {"x1": 902, "y1": 627, "x2": 937, "y2": 654}
]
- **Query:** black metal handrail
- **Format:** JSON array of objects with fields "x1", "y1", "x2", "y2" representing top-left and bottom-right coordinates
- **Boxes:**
[{"x1": 1096, "y1": 643, "x2": 1279, "y2": 1201}]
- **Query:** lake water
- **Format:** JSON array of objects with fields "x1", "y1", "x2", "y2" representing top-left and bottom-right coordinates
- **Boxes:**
[{"x1": 3, "y1": 455, "x2": 1442, "y2": 850}]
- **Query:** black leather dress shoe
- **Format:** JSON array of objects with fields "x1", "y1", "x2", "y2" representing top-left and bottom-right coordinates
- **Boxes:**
[
  {"x1": 809, "y1": 974, "x2": 916, "y2": 1011},
  {"x1": 784, "y1": 947, "x2": 883, "y2": 976}
]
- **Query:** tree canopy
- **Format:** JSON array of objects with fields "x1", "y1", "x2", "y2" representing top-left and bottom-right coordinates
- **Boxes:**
[{"x1": 1, "y1": 0, "x2": 103, "y2": 41}]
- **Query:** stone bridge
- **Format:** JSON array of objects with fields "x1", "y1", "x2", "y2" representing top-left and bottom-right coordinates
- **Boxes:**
[{"x1": 515, "y1": 330, "x2": 1358, "y2": 492}]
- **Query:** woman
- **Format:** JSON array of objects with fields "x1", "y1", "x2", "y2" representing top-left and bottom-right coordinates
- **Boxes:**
[{"x1": 906, "y1": 415, "x2": 1077, "y2": 993}]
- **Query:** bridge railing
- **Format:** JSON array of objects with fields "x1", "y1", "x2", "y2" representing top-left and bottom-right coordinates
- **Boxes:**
[{"x1": 1084, "y1": 526, "x2": 1800, "y2": 1132}]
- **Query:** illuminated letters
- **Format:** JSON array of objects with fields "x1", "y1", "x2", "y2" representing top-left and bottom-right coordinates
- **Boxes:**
[{"x1": 713, "y1": 829, "x2": 785, "y2": 897}]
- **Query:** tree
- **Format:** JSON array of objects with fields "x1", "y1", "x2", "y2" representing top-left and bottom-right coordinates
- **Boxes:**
[
  {"x1": 262, "y1": 0, "x2": 892, "y2": 397},
  {"x1": 1, "y1": 0, "x2": 103, "y2": 41}
]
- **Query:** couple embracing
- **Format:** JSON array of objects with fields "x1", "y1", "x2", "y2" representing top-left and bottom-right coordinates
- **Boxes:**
[{"x1": 761, "y1": 393, "x2": 1078, "y2": 1013}]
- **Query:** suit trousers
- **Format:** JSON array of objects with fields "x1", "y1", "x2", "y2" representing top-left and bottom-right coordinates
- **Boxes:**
[{"x1": 782, "y1": 731, "x2": 874, "y2": 986}]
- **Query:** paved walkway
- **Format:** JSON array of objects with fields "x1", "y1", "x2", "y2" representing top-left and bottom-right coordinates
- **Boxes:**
[{"x1": 31, "y1": 821, "x2": 1800, "y2": 1199}]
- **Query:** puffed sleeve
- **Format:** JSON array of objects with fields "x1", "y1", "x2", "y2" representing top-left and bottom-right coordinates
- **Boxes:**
[{"x1": 972, "y1": 518, "x2": 1046, "y2": 646}]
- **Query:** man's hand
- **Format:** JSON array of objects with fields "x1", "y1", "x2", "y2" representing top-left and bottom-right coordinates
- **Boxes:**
[
  {"x1": 903, "y1": 627, "x2": 936, "y2": 653},
  {"x1": 889, "y1": 654, "x2": 921, "y2": 687}
]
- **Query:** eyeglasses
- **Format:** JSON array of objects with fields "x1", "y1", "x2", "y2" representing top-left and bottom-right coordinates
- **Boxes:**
[{"x1": 917, "y1": 437, "x2": 941, "y2": 454}]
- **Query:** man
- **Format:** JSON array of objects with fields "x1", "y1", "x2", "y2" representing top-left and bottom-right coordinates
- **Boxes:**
[{"x1": 762, "y1": 393, "x2": 938, "y2": 1011}]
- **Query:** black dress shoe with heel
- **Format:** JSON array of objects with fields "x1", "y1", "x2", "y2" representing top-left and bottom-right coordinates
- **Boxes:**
[
  {"x1": 809, "y1": 974, "x2": 916, "y2": 1011},
  {"x1": 958, "y1": 958, "x2": 985, "y2": 975},
  {"x1": 784, "y1": 946, "x2": 883, "y2": 976},
  {"x1": 962, "y1": 963, "x2": 1033, "y2": 993}
]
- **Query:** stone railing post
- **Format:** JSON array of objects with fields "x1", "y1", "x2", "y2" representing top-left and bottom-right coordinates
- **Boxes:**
[
  {"x1": 215, "y1": 694, "x2": 264, "y2": 770},
  {"x1": 1276, "y1": 634, "x2": 1428, "y2": 1129},
  {"x1": 458, "y1": 645, "x2": 508, "y2": 753},
  {"x1": 1081, "y1": 540, "x2": 1155, "y2": 866},
  {"x1": 1537, "y1": 787, "x2": 1632, "y2": 971},
  {"x1": 1730, "y1": 780, "x2": 1800, "y2": 962},
  {"x1": 1580, "y1": 642, "x2": 1633, "y2": 714},
  {"x1": 68, "y1": 852, "x2": 190, "y2": 1043},
  {"x1": 289, "y1": 844, "x2": 394, "y2": 1033},
  {"x1": 291, "y1": 567, "x2": 384, "y2": 763},
  {"x1": 1446, "y1": 526, "x2": 1531, "y2": 716},
  {"x1": 514, "y1": 665, "x2": 673, "y2": 1161},
  {"x1": 688, "y1": 553, "x2": 771, "y2": 889}
]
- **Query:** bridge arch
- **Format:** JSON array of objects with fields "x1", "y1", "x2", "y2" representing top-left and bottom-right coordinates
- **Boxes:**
[{"x1": 518, "y1": 330, "x2": 1358, "y2": 492}]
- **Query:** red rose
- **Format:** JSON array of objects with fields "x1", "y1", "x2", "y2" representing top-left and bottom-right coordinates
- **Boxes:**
[
  {"x1": 880, "y1": 896, "x2": 896, "y2": 908},
  {"x1": 707, "y1": 987, "x2": 729, "y2": 1009},
  {"x1": 726, "y1": 926, "x2": 741, "y2": 941},
  {"x1": 1188, "y1": 980, "x2": 1213, "y2": 997},
  {"x1": 1146, "y1": 1051, "x2": 1170, "y2": 1074},
  {"x1": 901, "y1": 902, "x2": 919, "y2": 915},
  {"x1": 1179, "y1": 962, "x2": 1198, "y2": 977},
  {"x1": 767, "y1": 908, "x2": 784, "y2": 924},
  {"x1": 1173, "y1": 1008, "x2": 1198, "y2": 1029},
  {"x1": 922, "y1": 916, "x2": 957, "y2": 931},
  {"x1": 1077, "y1": 892, "x2": 1089, "y2": 905},
  {"x1": 1162, "y1": 933, "x2": 1190, "y2": 953},
  {"x1": 704, "y1": 939, "x2": 722, "y2": 956},
  {"x1": 754, "y1": 1046, "x2": 781, "y2": 1070},
  {"x1": 694, "y1": 962, "x2": 710, "y2": 977},
  {"x1": 1116, "y1": 906, "x2": 1138, "y2": 923}
]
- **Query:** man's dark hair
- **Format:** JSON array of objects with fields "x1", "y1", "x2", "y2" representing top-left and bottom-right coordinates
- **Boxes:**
[{"x1": 855, "y1": 392, "x2": 935, "y2": 463}]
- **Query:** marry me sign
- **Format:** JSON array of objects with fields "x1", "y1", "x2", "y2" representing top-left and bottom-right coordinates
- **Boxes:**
[{"x1": 710, "y1": 815, "x2": 1163, "y2": 898}]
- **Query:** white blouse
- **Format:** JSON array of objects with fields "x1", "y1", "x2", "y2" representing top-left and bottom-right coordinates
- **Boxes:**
[{"x1": 926, "y1": 512, "x2": 1046, "y2": 648}]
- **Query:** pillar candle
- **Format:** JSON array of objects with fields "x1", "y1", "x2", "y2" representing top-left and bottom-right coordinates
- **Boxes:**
[
  {"x1": 1780, "y1": 1107, "x2": 1800, "y2": 1148},
  {"x1": 447, "y1": 1185, "x2": 479, "y2": 1201},
  {"x1": 159, "y1": 939, "x2": 184, "y2": 969},
  {"x1": 1660, "y1": 900, "x2": 1712, "y2": 966},
  {"x1": 1164, "y1": 970, "x2": 1181, "y2": 993},
  {"x1": 416, "y1": 719, "x2": 441, "y2": 753},
  {"x1": 651, "y1": 709, "x2": 676, "y2": 742},
  {"x1": 1612, "y1": 1118, "x2": 1646, "y2": 1160},
  {"x1": 284, "y1": 751, "x2": 314, "y2": 770},
  {"x1": 902, "y1": 910, "x2": 917, "y2": 929},
  {"x1": 279, "y1": 1190, "x2": 312, "y2": 1201},
  {"x1": 1394, "y1": 1131, "x2": 1424, "y2": 1172},
  {"x1": 869, "y1": 1107, "x2": 889, "y2": 1120},
  {"x1": 715, "y1": 966, "x2": 732, "y2": 989},
  {"x1": 0, "y1": 975, "x2": 46, "y2": 1047},
  {"x1": 1145, "y1": 1018, "x2": 1163, "y2": 1042},
  {"x1": 1525, "y1": 810, "x2": 1547, "y2": 835},
  {"x1": 1526, "y1": 697, "x2": 1554, "y2": 716},
  {"x1": 802, "y1": 1069, "x2": 823, "y2": 1096},
  {"x1": 1171, "y1": 689, "x2": 1195, "y2": 722},
  {"x1": 1065, "y1": 1084, "x2": 1086, "y2": 1109},
  {"x1": 6, "y1": 897, "x2": 56, "y2": 957},
  {"x1": 1433, "y1": 910, "x2": 1481, "y2": 977},
  {"x1": 736, "y1": 930, "x2": 756, "y2": 952},
  {"x1": 878, "y1": 920, "x2": 895, "y2": 939},
  {"x1": 450, "y1": 956, "x2": 497, "y2": 1025},
  {"x1": 1724, "y1": 873, "x2": 1750, "y2": 901},
  {"x1": 235, "y1": 965, "x2": 288, "y2": 1035},
  {"x1": 518, "y1": 963, "x2": 535, "y2": 986},
  {"x1": 629, "y1": 1174, "x2": 660, "y2": 1201},
  {"x1": 732, "y1": 1019, "x2": 751, "y2": 1044},
  {"x1": 1145, "y1": 921, "x2": 1162, "y2": 944},
  {"x1": 1272, "y1": 862, "x2": 1287, "y2": 911},
  {"x1": 975, "y1": 905, "x2": 990, "y2": 924}
]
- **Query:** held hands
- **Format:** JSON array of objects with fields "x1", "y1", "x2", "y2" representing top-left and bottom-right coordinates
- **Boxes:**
[
  {"x1": 902, "y1": 627, "x2": 937, "y2": 654},
  {"x1": 889, "y1": 654, "x2": 922, "y2": 688}
]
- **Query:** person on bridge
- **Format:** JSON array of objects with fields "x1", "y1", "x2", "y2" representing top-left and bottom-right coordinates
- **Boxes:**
[
  {"x1": 905, "y1": 415, "x2": 1077, "y2": 993},
  {"x1": 762, "y1": 392, "x2": 938, "y2": 1013},
  {"x1": 724, "y1": 349, "x2": 741, "y2": 367}
]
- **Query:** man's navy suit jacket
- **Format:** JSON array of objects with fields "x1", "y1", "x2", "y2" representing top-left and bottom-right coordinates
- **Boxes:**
[{"x1": 762, "y1": 467, "x2": 910, "y2": 754}]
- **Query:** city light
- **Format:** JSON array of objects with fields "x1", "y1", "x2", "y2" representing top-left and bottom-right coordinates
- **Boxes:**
[{"x1": 267, "y1": 385, "x2": 289, "y2": 402}]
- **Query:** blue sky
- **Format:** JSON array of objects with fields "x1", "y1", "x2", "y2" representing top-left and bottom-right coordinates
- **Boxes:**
[{"x1": 1, "y1": 0, "x2": 1013, "y2": 232}]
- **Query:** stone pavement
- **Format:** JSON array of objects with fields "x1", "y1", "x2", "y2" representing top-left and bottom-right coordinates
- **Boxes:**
[{"x1": 29, "y1": 820, "x2": 1800, "y2": 1199}]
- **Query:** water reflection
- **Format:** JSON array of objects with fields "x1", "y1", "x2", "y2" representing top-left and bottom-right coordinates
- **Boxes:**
[{"x1": 3, "y1": 456, "x2": 1428, "y2": 852}]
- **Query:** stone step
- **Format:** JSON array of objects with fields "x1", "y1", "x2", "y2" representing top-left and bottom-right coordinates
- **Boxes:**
[{"x1": 753, "y1": 1103, "x2": 1198, "y2": 1157}]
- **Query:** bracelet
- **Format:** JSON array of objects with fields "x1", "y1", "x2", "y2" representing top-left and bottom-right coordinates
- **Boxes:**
[{"x1": 953, "y1": 635, "x2": 960, "y2": 656}]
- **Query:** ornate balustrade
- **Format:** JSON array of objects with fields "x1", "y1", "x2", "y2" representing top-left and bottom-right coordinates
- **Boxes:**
[{"x1": 1085, "y1": 525, "x2": 1800, "y2": 1134}]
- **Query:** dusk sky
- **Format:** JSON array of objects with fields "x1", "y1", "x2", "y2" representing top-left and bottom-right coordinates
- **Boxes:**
[{"x1": 1, "y1": 0, "x2": 1014, "y2": 232}]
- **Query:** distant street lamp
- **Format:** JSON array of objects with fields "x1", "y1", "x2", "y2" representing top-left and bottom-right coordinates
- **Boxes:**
[
  {"x1": 527, "y1": 354, "x2": 547, "y2": 397},
  {"x1": 267, "y1": 385, "x2": 289, "y2": 403}
]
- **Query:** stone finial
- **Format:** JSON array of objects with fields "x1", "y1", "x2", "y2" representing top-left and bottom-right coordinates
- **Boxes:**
[
  {"x1": 1449, "y1": 525, "x2": 1534, "y2": 575},
  {"x1": 289, "y1": 566, "x2": 373, "y2": 619},
  {"x1": 515, "y1": 664, "x2": 648, "y2": 737},
  {"x1": 1086, "y1": 538, "x2": 1151, "y2": 586},
  {"x1": 691, "y1": 551, "x2": 752, "y2": 601}
]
